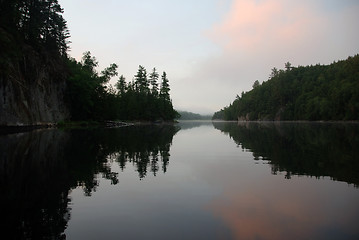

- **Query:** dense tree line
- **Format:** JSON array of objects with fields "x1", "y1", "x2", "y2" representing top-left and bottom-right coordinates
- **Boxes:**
[
  {"x1": 213, "y1": 55, "x2": 359, "y2": 121},
  {"x1": 66, "y1": 52, "x2": 179, "y2": 121},
  {"x1": 1, "y1": 0, "x2": 178, "y2": 122},
  {"x1": 0, "y1": 0, "x2": 69, "y2": 56}
]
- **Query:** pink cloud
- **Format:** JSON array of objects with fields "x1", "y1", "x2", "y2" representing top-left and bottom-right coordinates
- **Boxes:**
[{"x1": 208, "y1": 0, "x2": 326, "y2": 53}]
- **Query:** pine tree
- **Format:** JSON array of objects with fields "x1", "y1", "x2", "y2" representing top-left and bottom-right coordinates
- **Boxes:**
[
  {"x1": 160, "y1": 71, "x2": 170, "y2": 101},
  {"x1": 134, "y1": 65, "x2": 149, "y2": 94},
  {"x1": 149, "y1": 67, "x2": 159, "y2": 96},
  {"x1": 41, "y1": 0, "x2": 70, "y2": 55},
  {"x1": 81, "y1": 51, "x2": 98, "y2": 75},
  {"x1": 115, "y1": 75, "x2": 127, "y2": 96},
  {"x1": 2, "y1": 0, "x2": 71, "y2": 55},
  {"x1": 101, "y1": 63, "x2": 118, "y2": 84}
]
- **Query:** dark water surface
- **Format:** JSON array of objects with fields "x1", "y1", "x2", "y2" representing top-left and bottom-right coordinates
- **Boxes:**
[{"x1": 1, "y1": 122, "x2": 359, "y2": 239}]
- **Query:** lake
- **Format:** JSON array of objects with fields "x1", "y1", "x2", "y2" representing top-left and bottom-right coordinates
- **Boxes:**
[{"x1": 1, "y1": 121, "x2": 359, "y2": 240}]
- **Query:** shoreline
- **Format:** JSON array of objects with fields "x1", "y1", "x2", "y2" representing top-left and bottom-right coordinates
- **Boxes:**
[
  {"x1": 2, "y1": 119, "x2": 358, "y2": 135},
  {"x1": 0, "y1": 120, "x2": 179, "y2": 134},
  {"x1": 212, "y1": 119, "x2": 359, "y2": 124}
]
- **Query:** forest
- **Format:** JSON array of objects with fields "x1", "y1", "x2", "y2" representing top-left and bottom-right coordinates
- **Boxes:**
[
  {"x1": 0, "y1": 0, "x2": 178, "y2": 123},
  {"x1": 66, "y1": 53, "x2": 179, "y2": 121},
  {"x1": 213, "y1": 55, "x2": 359, "y2": 121}
]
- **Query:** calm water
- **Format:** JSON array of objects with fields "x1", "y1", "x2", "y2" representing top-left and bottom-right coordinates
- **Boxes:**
[{"x1": 1, "y1": 121, "x2": 359, "y2": 239}]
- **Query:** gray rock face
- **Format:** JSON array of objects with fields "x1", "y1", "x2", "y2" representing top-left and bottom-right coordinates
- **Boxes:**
[{"x1": 0, "y1": 47, "x2": 69, "y2": 126}]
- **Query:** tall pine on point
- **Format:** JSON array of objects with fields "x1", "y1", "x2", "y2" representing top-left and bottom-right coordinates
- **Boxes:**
[
  {"x1": 160, "y1": 71, "x2": 170, "y2": 101},
  {"x1": 149, "y1": 67, "x2": 159, "y2": 96}
]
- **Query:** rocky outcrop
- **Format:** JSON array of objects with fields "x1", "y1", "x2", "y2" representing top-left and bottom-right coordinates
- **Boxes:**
[
  {"x1": 237, "y1": 107, "x2": 286, "y2": 121},
  {"x1": 0, "y1": 29, "x2": 69, "y2": 126}
]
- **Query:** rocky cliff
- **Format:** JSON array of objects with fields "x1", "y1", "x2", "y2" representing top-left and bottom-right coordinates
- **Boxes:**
[{"x1": 0, "y1": 28, "x2": 69, "y2": 126}]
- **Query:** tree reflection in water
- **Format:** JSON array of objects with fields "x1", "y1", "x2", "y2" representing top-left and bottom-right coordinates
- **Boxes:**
[
  {"x1": 213, "y1": 121, "x2": 359, "y2": 187},
  {"x1": 0, "y1": 124, "x2": 179, "y2": 239}
]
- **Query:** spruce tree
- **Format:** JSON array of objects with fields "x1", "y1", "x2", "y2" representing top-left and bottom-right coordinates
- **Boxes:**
[
  {"x1": 149, "y1": 67, "x2": 159, "y2": 96},
  {"x1": 134, "y1": 65, "x2": 149, "y2": 94},
  {"x1": 115, "y1": 75, "x2": 127, "y2": 96},
  {"x1": 1, "y1": 0, "x2": 70, "y2": 55},
  {"x1": 160, "y1": 71, "x2": 170, "y2": 101}
]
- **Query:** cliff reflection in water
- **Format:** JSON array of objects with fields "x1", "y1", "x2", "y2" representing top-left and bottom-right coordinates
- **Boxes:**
[
  {"x1": 0, "y1": 124, "x2": 179, "y2": 239},
  {"x1": 213, "y1": 122, "x2": 359, "y2": 187}
]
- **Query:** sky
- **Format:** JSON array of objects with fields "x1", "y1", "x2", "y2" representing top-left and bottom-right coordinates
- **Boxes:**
[{"x1": 59, "y1": 0, "x2": 359, "y2": 115}]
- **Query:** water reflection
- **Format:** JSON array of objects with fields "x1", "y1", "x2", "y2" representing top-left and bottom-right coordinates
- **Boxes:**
[
  {"x1": 66, "y1": 125, "x2": 179, "y2": 193},
  {"x1": 0, "y1": 124, "x2": 179, "y2": 239},
  {"x1": 213, "y1": 121, "x2": 359, "y2": 187},
  {"x1": 0, "y1": 129, "x2": 70, "y2": 239}
]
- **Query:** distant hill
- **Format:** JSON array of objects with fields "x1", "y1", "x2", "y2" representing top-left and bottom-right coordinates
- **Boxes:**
[
  {"x1": 213, "y1": 54, "x2": 359, "y2": 121},
  {"x1": 177, "y1": 111, "x2": 212, "y2": 120}
]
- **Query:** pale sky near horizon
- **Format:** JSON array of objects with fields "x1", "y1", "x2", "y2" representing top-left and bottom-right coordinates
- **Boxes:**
[{"x1": 59, "y1": 0, "x2": 359, "y2": 115}]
